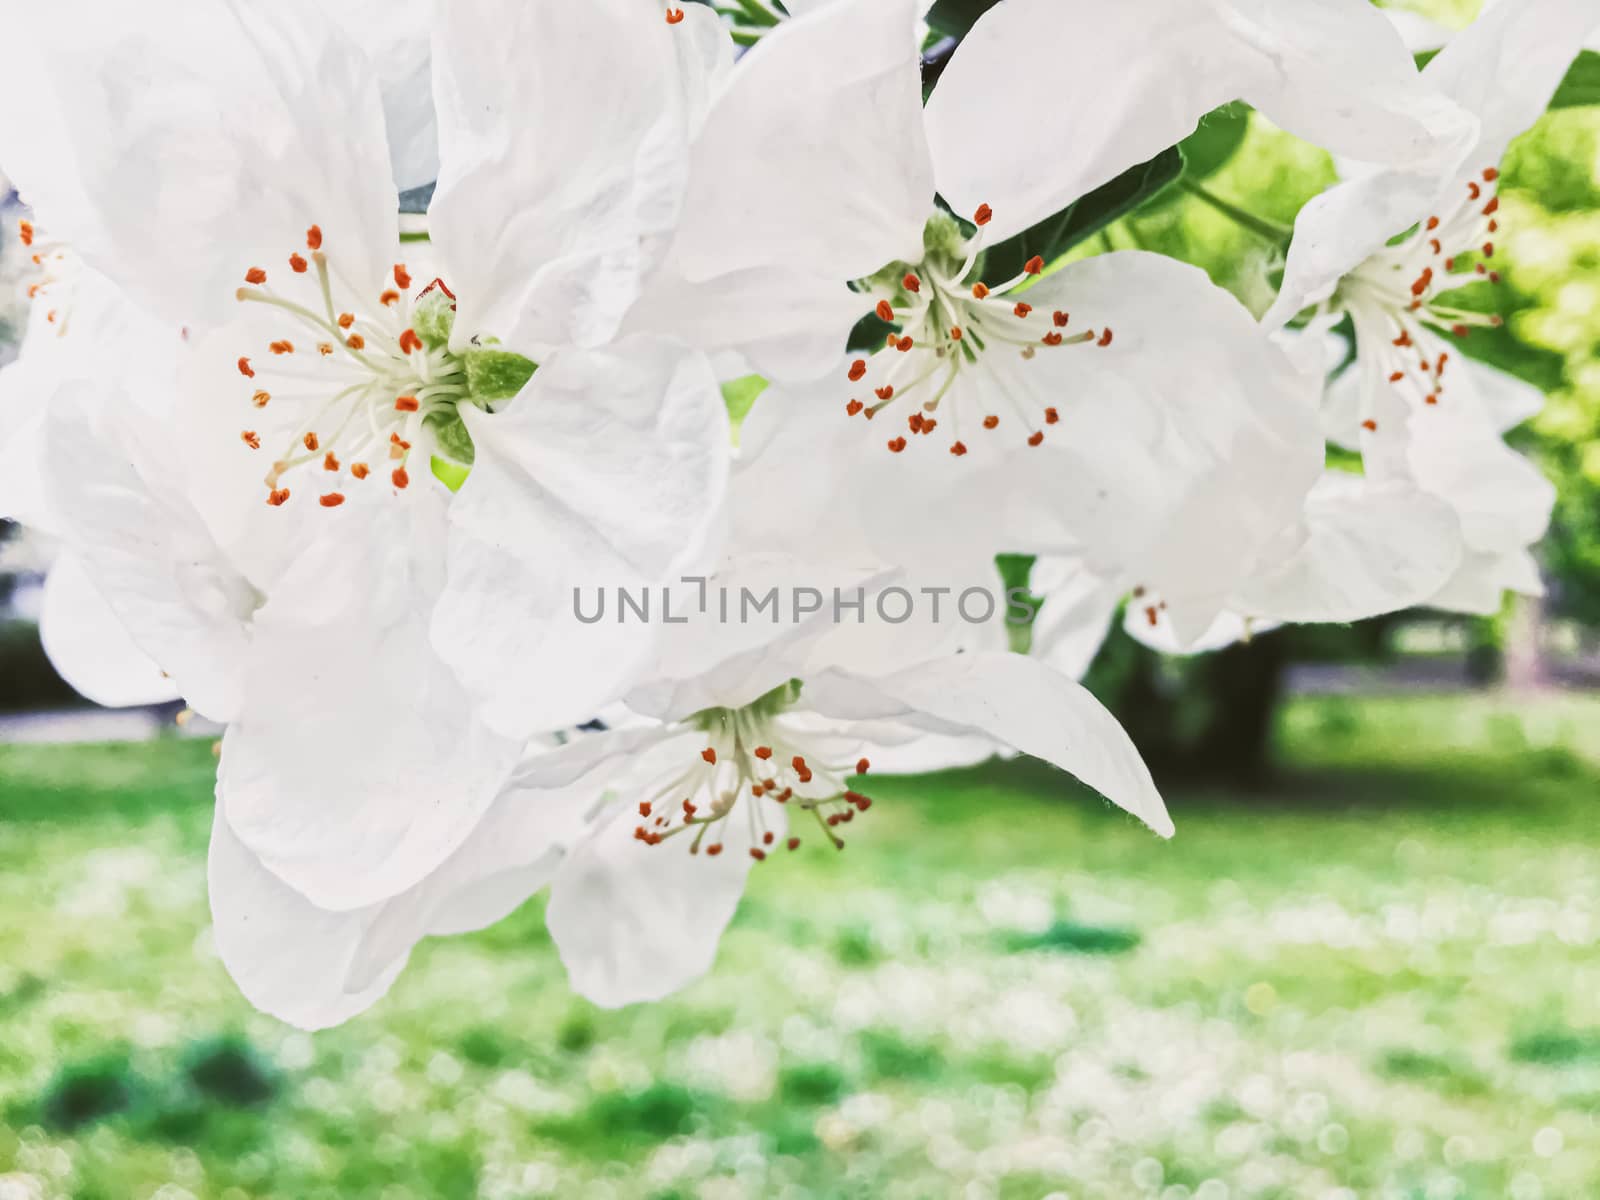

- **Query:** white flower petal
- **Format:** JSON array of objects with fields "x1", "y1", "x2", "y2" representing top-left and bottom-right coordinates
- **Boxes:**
[
  {"x1": 805, "y1": 654, "x2": 1173, "y2": 837},
  {"x1": 208, "y1": 808, "x2": 404, "y2": 1032},
  {"x1": 1423, "y1": 0, "x2": 1600, "y2": 169},
  {"x1": 545, "y1": 728, "x2": 768, "y2": 1008},
  {"x1": 622, "y1": 261, "x2": 868, "y2": 383},
  {"x1": 329, "y1": 0, "x2": 438, "y2": 191},
  {"x1": 39, "y1": 552, "x2": 180, "y2": 710},
  {"x1": 432, "y1": 339, "x2": 730, "y2": 738},
  {"x1": 210, "y1": 729, "x2": 639, "y2": 1029},
  {"x1": 1013, "y1": 253, "x2": 1323, "y2": 623},
  {"x1": 926, "y1": 0, "x2": 1472, "y2": 245},
  {"x1": 669, "y1": 0, "x2": 931, "y2": 284},
  {"x1": 0, "y1": 0, "x2": 397, "y2": 328},
  {"x1": 1428, "y1": 547, "x2": 1543, "y2": 615},
  {"x1": 1233, "y1": 474, "x2": 1464, "y2": 623},
  {"x1": 1030, "y1": 563, "x2": 1123, "y2": 681},
  {"x1": 430, "y1": 0, "x2": 692, "y2": 350},
  {"x1": 220, "y1": 493, "x2": 522, "y2": 912},
  {"x1": 42, "y1": 388, "x2": 254, "y2": 722}
]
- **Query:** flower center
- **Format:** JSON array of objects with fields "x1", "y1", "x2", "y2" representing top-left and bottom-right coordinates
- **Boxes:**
[
  {"x1": 1336, "y1": 167, "x2": 1505, "y2": 428},
  {"x1": 842, "y1": 208, "x2": 1114, "y2": 457},
  {"x1": 234, "y1": 226, "x2": 470, "y2": 509},
  {"x1": 633, "y1": 686, "x2": 874, "y2": 861}
]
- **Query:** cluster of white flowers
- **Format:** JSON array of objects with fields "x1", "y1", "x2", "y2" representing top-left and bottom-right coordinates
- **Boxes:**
[{"x1": 0, "y1": 0, "x2": 1592, "y2": 1029}]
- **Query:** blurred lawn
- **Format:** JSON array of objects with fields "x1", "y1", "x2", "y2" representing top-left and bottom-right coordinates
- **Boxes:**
[{"x1": 0, "y1": 693, "x2": 1598, "y2": 1199}]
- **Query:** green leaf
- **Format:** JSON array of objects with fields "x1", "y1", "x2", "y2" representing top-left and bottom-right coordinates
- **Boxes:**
[
  {"x1": 979, "y1": 146, "x2": 1184, "y2": 284},
  {"x1": 924, "y1": 0, "x2": 999, "y2": 38},
  {"x1": 721, "y1": 374, "x2": 769, "y2": 429},
  {"x1": 430, "y1": 454, "x2": 470, "y2": 494},
  {"x1": 425, "y1": 409, "x2": 476, "y2": 467},
  {"x1": 463, "y1": 348, "x2": 537, "y2": 402},
  {"x1": 1551, "y1": 50, "x2": 1600, "y2": 110},
  {"x1": 1178, "y1": 102, "x2": 1251, "y2": 181},
  {"x1": 846, "y1": 310, "x2": 896, "y2": 353}
]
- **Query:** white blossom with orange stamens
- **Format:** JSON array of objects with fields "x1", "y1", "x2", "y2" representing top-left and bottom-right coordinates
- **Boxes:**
[
  {"x1": 1265, "y1": 0, "x2": 1593, "y2": 614},
  {"x1": 3, "y1": 0, "x2": 732, "y2": 923}
]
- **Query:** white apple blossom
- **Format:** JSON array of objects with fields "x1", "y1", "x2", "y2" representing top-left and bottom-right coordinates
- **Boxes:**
[
  {"x1": 1032, "y1": 471, "x2": 1465, "y2": 676},
  {"x1": 624, "y1": 0, "x2": 1476, "y2": 385},
  {"x1": 210, "y1": 644, "x2": 1169, "y2": 1027},
  {"x1": 1, "y1": 0, "x2": 732, "y2": 742},
  {"x1": 1264, "y1": 0, "x2": 1595, "y2": 615}
]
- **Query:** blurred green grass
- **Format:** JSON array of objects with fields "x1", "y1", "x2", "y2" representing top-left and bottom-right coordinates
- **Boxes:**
[{"x1": 0, "y1": 694, "x2": 1597, "y2": 1198}]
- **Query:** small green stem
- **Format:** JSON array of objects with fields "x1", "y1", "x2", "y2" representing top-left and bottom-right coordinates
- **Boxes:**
[{"x1": 1181, "y1": 180, "x2": 1294, "y2": 247}]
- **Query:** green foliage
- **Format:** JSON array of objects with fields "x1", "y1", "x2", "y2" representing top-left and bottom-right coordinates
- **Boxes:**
[
  {"x1": 924, "y1": 0, "x2": 999, "y2": 38},
  {"x1": 1177, "y1": 102, "x2": 1253, "y2": 180},
  {"x1": 1003, "y1": 920, "x2": 1142, "y2": 956},
  {"x1": 462, "y1": 347, "x2": 537, "y2": 402},
  {"x1": 2, "y1": 695, "x2": 1600, "y2": 1192},
  {"x1": 0, "y1": 621, "x2": 85, "y2": 714},
  {"x1": 37, "y1": 1051, "x2": 141, "y2": 1130},
  {"x1": 980, "y1": 147, "x2": 1184, "y2": 285},
  {"x1": 1551, "y1": 50, "x2": 1600, "y2": 110}
]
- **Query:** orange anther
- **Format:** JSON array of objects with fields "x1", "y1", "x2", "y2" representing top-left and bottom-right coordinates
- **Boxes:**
[
  {"x1": 706, "y1": 844, "x2": 723, "y2": 857},
  {"x1": 973, "y1": 204, "x2": 993, "y2": 226},
  {"x1": 895, "y1": 336, "x2": 913, "y2": 352},
  {"x1": 395, "y1": 395, "x2": 420, "y2": 412},
  {"x1": 289, "y1": 253, "x2": 308, "y2": 273},
  {"x1": 1027, "y1": 431, "x2": 1044, "y2": 447},
  {"x1": 846, "y1": 399, "x2": 864, "y2": 416},
  {"x1": 949, "y1": 441, "x2": 968, "y2": 456},
  {"x1": 982, "y1": 415, "x2": 999, "y2": 430},
  {"x1": 1389, "y1": 371, "x2": 1404, "y2": 383},
  {"x1": 252, "y1": 390, "x2": 271, "y2": 408},
  {"x1": 848, "y1": 360, "x2": 867, "y2": 382},
  {"x1": 875, "y1": 300, "x2": 895, "y2": 322},
  {"x1": 1483, "y1": 166, "x2": 1499, "y2": 182},
  {"x1": 267, "y1": 488, "x2": 291, "y2": 507},
  {"x1": 323, "y1": 452, "x2": 340, "y2": 472},
  {"x1": 302, "y1": 432, "x2": 320, "y2": 452},
  {"x1": 1044, "y1": 407, "x2": 1059, "y2": 425},
  {"x1": 856, "y1": 758, "x2": 870, "y2": 775},
  {"x1": 245, "y1": 267, "x2": 267, "y2": 285},
  {"x1": 950, "y1": 326, "x2": 963, "y2": 340},
  {"x1": 1426, "y1": 217, "x2": 1440, "y2": 231},
  {"x1": 701, "y1": 747, "x2": 717, "y2": 764},
  {"x1": 237, "y1": 357, "x2": 255, "y2": 378},
  {"x1": 379, "y1": 290, "x2": 400, "y2": 307},
  {"x1": 337, "y1": 312, "x2": 355, "y2": 329},
  {"x1": 392, "y1": 466, "x2": 410, "y2": 489},
  {"x1": 971, "y1": 282, "x2": 990, "y2": 300},
  {"x1": 902, "y1": 273, "x2": 921, "y2": 293},
  {"x1": 18, "y1": 220, "x2": 33, "y2": 246},
  {"x1": 270, "y1": 340, "x2": 294, "y2": 354},
  {"x1": 306, "y1": 224, "x2": 324, "y2": 250},
  {"x1": 1024, "y1": 255, "x2": 1045, "y2": 275},
  {"x1": 887, "y1": 437, "x2": 907, "y2": 453},
  {"x1": 1014, "y1": 302, "x2": 1033, "y2": 318},
  {"x1": 393, "y1": 264, "x2": 412, "y2": 289},
  {"x1": 1361, "y1": 419, "x2": 1377, "y2": 432},
  {"x1": 1042, "y1": 331, "x2": 1063, "y2": 346},
  {"x1": 346, "y1": 333, "x2": 365, "y2": 350},
  {"x1": 320, "y1": 493, "x2": 346, "y2": 508},
  {"x1": 240, "y1": 431, "x2": 261, "y2": 450},
  {"x1": 1097, "y1": 328, "x2": 1114, "y2": 347},
  {"x1": 875, "y1": 385, "x2": 894, "y2": 400},
  {"x1": 754, "y1": 746, "x2": 773, "y2": 760},
  {"x1": 351, "y1": 463, "x2": 370, "y2": 480},
  {"x1": 666, "y1": 6, "x2": 684, "y2": 22}
]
